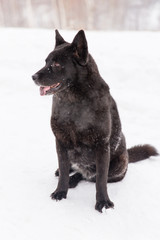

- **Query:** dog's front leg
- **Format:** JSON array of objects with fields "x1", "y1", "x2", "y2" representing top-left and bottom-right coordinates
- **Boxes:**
[
  {"x1": 51, "y1": 139, "x2": 70, "y2": 200},
  {"x1": 95, "y1": 143, "x2": 114, "y2": 212}
]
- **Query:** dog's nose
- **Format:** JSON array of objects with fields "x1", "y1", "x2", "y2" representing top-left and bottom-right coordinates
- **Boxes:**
[{"x1": 32, "y1": 73, "x2": 38, "y2": 81}]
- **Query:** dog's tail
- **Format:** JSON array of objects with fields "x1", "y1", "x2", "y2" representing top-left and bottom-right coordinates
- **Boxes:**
[{"x1": 128, "y1": 144, "x2": 158, "y2": 163}]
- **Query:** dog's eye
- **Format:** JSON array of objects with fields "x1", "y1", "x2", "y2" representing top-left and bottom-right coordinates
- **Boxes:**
[{"x1": 51, "y1": 62, "x2": 61, "y2": 68}]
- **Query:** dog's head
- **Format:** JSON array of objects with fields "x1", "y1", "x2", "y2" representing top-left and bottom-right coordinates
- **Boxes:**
[{"x1": 32, "y1": 30, "x2": 89, "y2": 96}]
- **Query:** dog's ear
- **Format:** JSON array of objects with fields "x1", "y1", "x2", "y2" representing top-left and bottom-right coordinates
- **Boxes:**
[
  {"x1": 71, "y1": 30, "x2": 88, "y2": 66},
  {"x1": 55, "y1": 30, "x2": 66, "y2": 47}
]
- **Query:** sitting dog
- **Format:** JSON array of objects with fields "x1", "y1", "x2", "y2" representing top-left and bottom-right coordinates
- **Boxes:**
[{"x1": 32, "y1": 30, "x2": 158, "y2": 212}]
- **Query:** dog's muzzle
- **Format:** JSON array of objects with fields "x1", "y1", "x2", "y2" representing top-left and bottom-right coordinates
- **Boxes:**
[{"x1": 32, "y1": 73, "x2": 39, "y2": 81}]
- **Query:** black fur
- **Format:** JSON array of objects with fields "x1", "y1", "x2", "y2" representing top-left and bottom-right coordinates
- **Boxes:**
[{"x1": 32, "y1": 30, "x2": 158, "y2": 212}]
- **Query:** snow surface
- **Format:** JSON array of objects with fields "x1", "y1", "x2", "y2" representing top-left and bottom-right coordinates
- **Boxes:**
[{"x1": 0, "y1": 28, "x2": 160, "y2": 240}]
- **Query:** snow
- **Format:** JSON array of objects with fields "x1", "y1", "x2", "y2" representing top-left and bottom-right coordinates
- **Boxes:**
[{"x1": 0, "y1": 28, "x2": 160, "y2": 240}]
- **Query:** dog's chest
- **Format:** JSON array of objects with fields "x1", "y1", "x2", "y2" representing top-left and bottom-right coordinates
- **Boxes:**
[{"x1": 51, "y1": 97, "x2": 96, "y2": 142}]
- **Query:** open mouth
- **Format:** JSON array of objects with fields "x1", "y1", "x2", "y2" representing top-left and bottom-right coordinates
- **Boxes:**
[{"x1": 40, "y1": 83, "x2": 61, "y2": 96}]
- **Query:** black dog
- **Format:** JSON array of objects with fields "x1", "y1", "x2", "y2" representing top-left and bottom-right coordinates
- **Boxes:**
[{"x1": 32, "y1": 30, "x2": 158, "y2": 212}]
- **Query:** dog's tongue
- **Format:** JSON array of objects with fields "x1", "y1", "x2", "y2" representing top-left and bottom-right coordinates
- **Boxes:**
[{"x1": 40, "y1": 86, "x2": 50, "y2": 96}]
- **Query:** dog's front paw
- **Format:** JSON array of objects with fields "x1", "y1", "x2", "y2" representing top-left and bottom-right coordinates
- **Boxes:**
[
  {"x1": 50, "y1": 191, "x2": 67, "y2": 201},
  {"x1": 95, "y1": 200, "x2": 114, "y2": 213}
]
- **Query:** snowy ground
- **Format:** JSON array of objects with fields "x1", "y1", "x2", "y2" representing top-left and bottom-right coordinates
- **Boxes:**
[{"x1": 0, "y1": 28, "x2": 160, "y2": 240}]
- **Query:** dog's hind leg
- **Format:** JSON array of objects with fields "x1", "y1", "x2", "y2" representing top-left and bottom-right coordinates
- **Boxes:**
[
  {"x1": 108, "y1": 151, "x2": 128, "y2": 183},
  {"x1": 69, "y1": 172, "x2": 83, "y2": 188}
]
